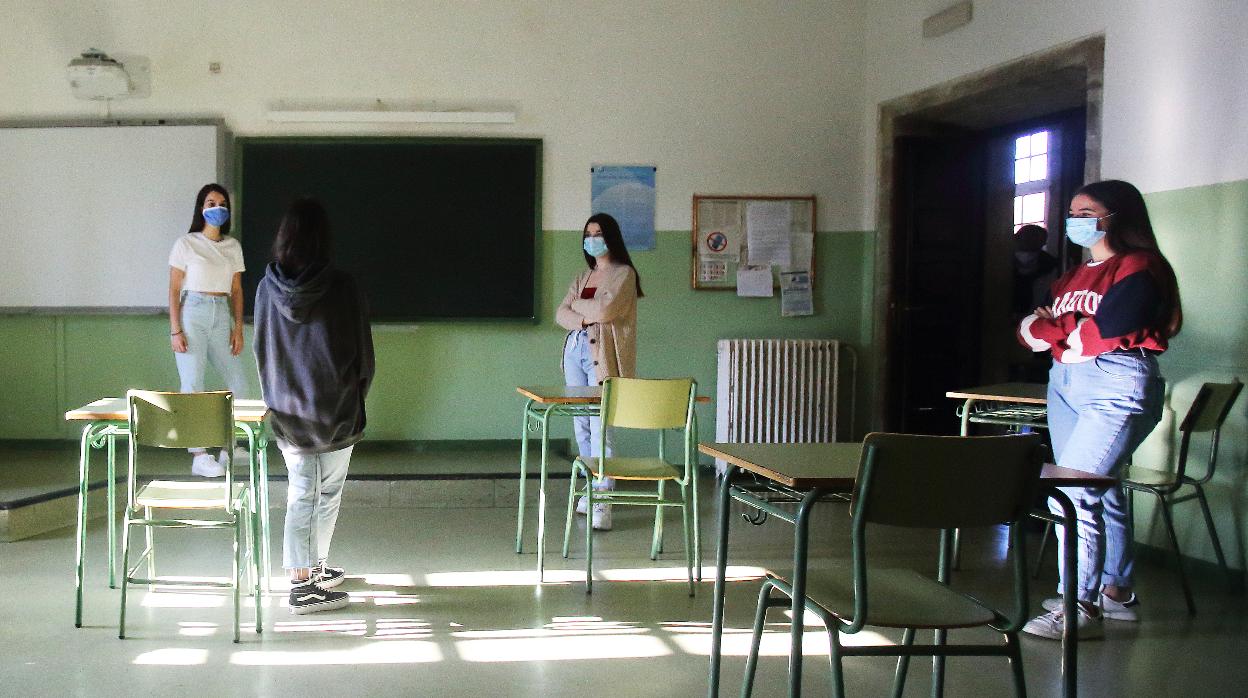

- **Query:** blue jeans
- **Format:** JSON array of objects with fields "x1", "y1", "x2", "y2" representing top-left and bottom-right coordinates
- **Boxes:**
[
  {"x1": 563, "y1": 330, "x2": 613, "y2": 462},
  {"x1": 282, "y1": 444, "x2": 354, "y2": 570},
  {"x1": 174, "y1": 292, "x2": 250, "y2": 396},
  {"x1": 1047, "y1": 351, "x2": 1163, "y2": 601}
]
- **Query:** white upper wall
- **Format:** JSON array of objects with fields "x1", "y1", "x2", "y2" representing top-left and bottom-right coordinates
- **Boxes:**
[
  {"x1": 0, "y1": 1, "x2": 868, "y2": 232},
  {"x1": 858, "y1": 0, "x2": 1248, "y2": 226}
]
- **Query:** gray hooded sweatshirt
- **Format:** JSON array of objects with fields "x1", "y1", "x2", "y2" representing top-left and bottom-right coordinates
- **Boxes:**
[{"x1": 254, "y1": 262, "x2": 375, "y2": 455}]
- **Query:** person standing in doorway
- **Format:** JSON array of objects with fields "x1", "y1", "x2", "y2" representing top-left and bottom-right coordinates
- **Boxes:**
[
  {"x1": 167, "y1": 183, "x2": 251, "y2": 477},
  {"x1": 555, "y1": 213, "x2": 644, "y2": 531},
  {"x1": 254, "y1": 198, "x2": 375, "y2": 615},
  {"x1": 1017, "y1": 180, "x2": 1182, "y2": 639}
]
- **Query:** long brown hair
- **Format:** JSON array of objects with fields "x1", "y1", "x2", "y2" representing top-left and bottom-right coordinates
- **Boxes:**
[
  {"x1": 1076, "y1": 180, "x2": 1182, "y2": 336},
  {"x1": 582, "y1": 213, "x2": 644, "y2": 297}
]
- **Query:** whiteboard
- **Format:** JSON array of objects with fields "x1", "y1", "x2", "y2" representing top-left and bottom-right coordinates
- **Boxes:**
[{"x1": 0, "y1": 124, "x2": 221, "y2": 309}]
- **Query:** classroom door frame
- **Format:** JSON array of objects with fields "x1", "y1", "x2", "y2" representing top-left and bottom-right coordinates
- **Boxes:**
[{"x1": 870, "y1": 36, "x2": 1105, "y2": 431}]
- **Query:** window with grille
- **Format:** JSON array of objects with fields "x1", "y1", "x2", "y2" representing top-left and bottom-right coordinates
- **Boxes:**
[{"x1": 1012, "y1": 130, "x2": 1052, "y2": 232}]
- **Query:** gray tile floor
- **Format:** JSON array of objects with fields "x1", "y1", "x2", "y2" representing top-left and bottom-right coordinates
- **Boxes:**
[{"x1": 4, "y1": 480, "x2": 1247, "y2": 697}]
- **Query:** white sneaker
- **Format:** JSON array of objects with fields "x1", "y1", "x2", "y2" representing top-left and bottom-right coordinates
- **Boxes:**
[
  {"x1": 1023, "y1": 606, "x2": 1103, "y2": 640},
  {"x1": 577, "y1": 478, "x2": 615, "y2": 515},
  {"x1": 591, "y1": 502, "x2": 613, "y2": 531},
  {"x1": 1099, "y1": 593, "x2": 1141, "y2": 622},
  {"x1": 218, "y1": 447, "x2": 251, "y2": 469},
  {"x1": 192, "y1": 453, "x2": 225, "y2": 478},
  {"x1": 1042, "y1": 593, "x2": 1140, "y2": 622}
]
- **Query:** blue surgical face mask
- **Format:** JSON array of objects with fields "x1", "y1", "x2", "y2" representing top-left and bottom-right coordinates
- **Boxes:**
[
  {"x1": 203, "y1": 206, "x2": 230, "y2": 227},
  {"x1": 583, "y1": 236, "x2": 609, "y2": 258},
  {"x1": 1065, "y1": 215, "x2": 1106, "y2": 248}
]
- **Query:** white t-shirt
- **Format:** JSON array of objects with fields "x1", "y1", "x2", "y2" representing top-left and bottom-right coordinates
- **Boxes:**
[{"x1": 168, "y1": 232, "x2": 246, "y2": 293}]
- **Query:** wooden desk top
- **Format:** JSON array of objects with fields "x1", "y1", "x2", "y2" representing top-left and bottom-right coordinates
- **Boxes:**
[
  {"x1": 698, "y1": 441, "x2": 1116, "y2": 490},
  {"x1": 698, "y1": 442, "x2": 862, "y2": 488},
  {"x1": 516, "y1": 385, "x2": 712, "y2": 405},
  {"x1": 65, "y1": 397, "x2": 269, "y2": 422},
  {"x1": 946, "y1": 383, "x2": 1048, "y2": 405}
]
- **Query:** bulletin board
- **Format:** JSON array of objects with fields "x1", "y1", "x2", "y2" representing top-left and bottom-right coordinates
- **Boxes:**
[{"x1": 691, "y1": 195, "x2": 816, "y2": 290}]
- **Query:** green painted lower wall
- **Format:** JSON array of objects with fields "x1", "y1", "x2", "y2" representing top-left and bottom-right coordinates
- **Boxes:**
[
  {"x1": 1131, "y1": 178, "x2": 1248, "y2": 573},
  {"x1": 0, "y1": 229, "x2": 875, "y2": 443}
]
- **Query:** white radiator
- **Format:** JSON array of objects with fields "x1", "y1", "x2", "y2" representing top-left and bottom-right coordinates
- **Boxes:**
[{"x1": 714, "y1": 339, "x2": 856, "y2": 471}]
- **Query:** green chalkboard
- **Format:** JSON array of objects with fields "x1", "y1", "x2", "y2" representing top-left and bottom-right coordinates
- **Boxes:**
[{"x1": 237, "y1": 137, "x2": 541, "y2": 321}]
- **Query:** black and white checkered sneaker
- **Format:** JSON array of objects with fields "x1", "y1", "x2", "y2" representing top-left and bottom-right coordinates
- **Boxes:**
[{"x1": 289, "y1": 581, "x2": 349, "y2": 615}]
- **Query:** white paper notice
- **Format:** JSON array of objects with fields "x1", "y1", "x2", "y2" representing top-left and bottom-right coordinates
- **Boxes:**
[
  {"x1": 699, "y1": 261, "x2": 727, "y2": 283},
  {"x1": 782, "y1": 232, "x2": 814, "y2": 274},
  {"x1": 745, "y1": 201, "x2": 792, "y2": 267},
  {"x1": 697, "y1": 200, "x2": 741, "y2": 262},
  {"x1": 780, "y1": 271, "x2": 814, "y2": 316},
  {"x1": 736, "y1": 266, "x2": 774, "y2": 297}
]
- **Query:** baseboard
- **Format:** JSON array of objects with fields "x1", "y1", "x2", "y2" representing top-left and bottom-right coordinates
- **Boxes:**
[{"x1": 1133, "y1": 542, "x2": 1247, "y2": 592}]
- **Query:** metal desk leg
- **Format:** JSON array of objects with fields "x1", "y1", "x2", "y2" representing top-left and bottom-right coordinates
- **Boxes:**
[
  {"x1": 788, "y1": 488, "x2": 824, "y2": 697},
  {"x1": 708, "y1": 466, "x2": 735, "y2": 698},
  {"x1": 691, "y1": 410, "x2": 702, "y2": 582},
  {"x1": 106, "y1": 432, "x2": 118, "y2": 589},
  {"x1": 1049, "y1": 489, "x2": 1080, "y2": 698},
  {"x1": 536, "y1": 405, "x2": 554, "y2": 583},
  {"x1": 258, "y1": 426, "x2": 272, "y2": 594},
  {"x1": 516, "y1": 399, "x2": 534, "y2": 553},
  {"x1": 74, "y1": 423, "x2": 99, "y2": 628},
  {"x1": 952, "y1": 398, "x2": 977, "y2": 572}
]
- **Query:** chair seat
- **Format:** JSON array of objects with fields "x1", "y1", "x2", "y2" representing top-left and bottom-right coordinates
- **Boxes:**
[
  {"x1": 574, "y1": 456, "x2": 682, "y2": 481},
  {"x1": 1123, "y1": 464, "x2": 1179, "y2": 488},
  {"x1": 767, "y1": 567, "x2": 998, "y2": 630},
  {"x1": 136, "y1": 480, "x2": 248, "y2": 509}
]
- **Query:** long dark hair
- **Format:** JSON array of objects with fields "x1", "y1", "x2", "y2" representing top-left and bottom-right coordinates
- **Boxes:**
[
  {"x1": 272, "y1": 197, "x2": 332, "y2": 275},
  {"x1": 582, "y1": 213, "x2": 644, "y2": 297},
  {"x1": 1077, "y1": 180, "x2": 1182, "y2": 336},
  {"x1": 188, "y1": 183, "x2": 232, "y2": 236}
]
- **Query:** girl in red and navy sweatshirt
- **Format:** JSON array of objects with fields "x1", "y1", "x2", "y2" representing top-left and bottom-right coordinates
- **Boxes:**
[{"x1": 1017, "y1": 180, "x2": 1182, "y2": 642}]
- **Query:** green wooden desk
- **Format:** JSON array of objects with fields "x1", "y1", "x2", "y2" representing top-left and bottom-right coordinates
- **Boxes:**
[
  {"x1": 699, "y1": 440, "x2": 1111, "y2": 698},
  {"x1": 65, "y1": 397, "x2": 272, "y2": 628},
  {"x1": 514, "y1": 385, "x2": 708, "y2": 582}
]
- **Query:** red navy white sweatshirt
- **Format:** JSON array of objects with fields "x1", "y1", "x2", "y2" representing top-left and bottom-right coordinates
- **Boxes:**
[{"x1": 1017, "y1": 250, "x2": 1169, "y2": 363}]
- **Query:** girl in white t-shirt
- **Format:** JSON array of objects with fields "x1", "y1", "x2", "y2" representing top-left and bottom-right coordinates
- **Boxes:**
[{"x1": 167, "y1": 183, "x2": 252, "y2": 477}]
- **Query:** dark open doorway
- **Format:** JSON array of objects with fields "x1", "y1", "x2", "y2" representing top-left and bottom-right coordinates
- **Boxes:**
[{"x1": 873, "y1": 38, "x2": 1104, "y2": 433}]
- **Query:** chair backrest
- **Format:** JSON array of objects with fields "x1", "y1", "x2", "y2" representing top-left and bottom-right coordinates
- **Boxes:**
[
  {"x1": 1176, "y1": 379, "x2": 1242, "y2": 483},
  {"x1": 127, "y1": 390, "x2": 234, "y2": 450},
  {"x1": 1179, "y1": 380, "x2": 1243, "y2": 434},
  {"x1": 853, "y1": 432, "x2": 1045, "y2": 530},
  {"x1": 601, "y1": 377, "x2": 695, "y2": 431}
]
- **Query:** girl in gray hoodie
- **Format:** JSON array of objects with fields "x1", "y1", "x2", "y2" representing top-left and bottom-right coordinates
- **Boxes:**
[{"x1": 254, "y1": 198, "x2": 375, "y2": 615}]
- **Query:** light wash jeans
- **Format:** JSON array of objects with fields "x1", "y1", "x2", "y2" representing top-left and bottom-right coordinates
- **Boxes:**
[
  {"x1": 175, "y1": 292, "x2": 251, "y2": 455},
  {"x1": 174, "y1": 292, "x2": 250, "y2": 395},
  {"x1": 563, "y1": 330, "x2": 614, "y2": 470},
  {"x1": 282, "y1": 444, "x2": 355, "y2": 570},
  {"x1": 1047, "y1": 351, "x2": 1163, "y2": 602}
]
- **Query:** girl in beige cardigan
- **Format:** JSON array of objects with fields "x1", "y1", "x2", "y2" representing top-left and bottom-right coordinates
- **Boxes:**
[{"x1": 555, "y1": 213, "x2": 644, "y2": 530}]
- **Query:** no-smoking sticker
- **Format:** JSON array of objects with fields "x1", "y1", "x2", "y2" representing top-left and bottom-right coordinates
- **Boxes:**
[{"x1": 705, "y1": 230, "x2": 728, "y2": 252}]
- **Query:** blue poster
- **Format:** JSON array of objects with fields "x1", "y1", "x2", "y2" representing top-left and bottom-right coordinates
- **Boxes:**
[{"x1": 591, "y1": 164, "x2": 656, "y2": 251}]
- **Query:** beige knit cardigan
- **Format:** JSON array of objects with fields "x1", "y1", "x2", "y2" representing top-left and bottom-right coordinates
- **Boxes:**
[{"x1": 555, "y1": 264, "x2": 638, "y2": 384}]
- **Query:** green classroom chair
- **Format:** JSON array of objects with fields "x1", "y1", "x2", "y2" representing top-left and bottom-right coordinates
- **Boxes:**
[
  {"x1": 119, "y1": 390, "x2": 262, "y2": 643},
  {"x1": 562, "y1": 377, "x2": 699, "y2": 595},
  {"x1": 1122, "y1": 379, "x2": 1243, "y2": 614},
  {"x1": 742, "y1": 433, "x2": 1044, "y2": 698}
]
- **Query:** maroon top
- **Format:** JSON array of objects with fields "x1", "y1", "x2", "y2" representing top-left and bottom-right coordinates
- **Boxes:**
[{"x1": 580, "y1": 286, "x2": 597, "y2": 299}]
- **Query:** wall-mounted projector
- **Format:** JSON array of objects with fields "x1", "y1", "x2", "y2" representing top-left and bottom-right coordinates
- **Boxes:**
[{"x1": 67, "y1": 49, "x2": 133, "y2": 100}]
